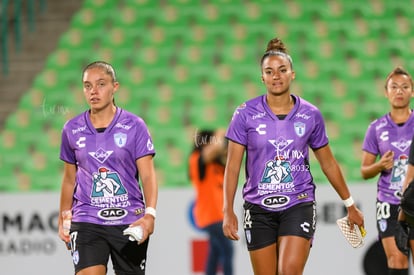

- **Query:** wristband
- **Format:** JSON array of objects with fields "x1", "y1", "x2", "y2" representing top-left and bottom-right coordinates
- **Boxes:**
[
  {"x1": 145, "y1": 207, "x2": 156, "y2": 218},
  {"x1": 343, "y1": 196, "x2": 354, "y2": 208}
]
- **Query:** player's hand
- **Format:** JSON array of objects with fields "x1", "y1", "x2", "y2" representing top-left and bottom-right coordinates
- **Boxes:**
[
  {"x1": 223, "y1": 211, "x2": 240, "y2": 241},
  {"x1": 58, "y1": 224, "x2": 71, "y2": 250},
  {"x1": 128, "y1": 214, "x2": 155, "y2": 243},
  {"x1": 346, "y1": 205, "x2": 364, "y2": 231},
  {"x1": 379, "y1": 150, "x2": 394, "y2": 171}
]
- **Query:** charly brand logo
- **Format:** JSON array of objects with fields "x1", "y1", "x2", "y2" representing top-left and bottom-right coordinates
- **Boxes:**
[{"x1": 256, "y1": 124, "x2": 266, "y2": 135}]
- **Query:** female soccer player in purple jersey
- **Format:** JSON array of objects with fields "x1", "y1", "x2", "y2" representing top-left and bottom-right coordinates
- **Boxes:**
[
  {"x1": 58, "y1": 61, "x2": 158, "y2": 275},
  {"x1": 362, "y1": 67, "x2": 414, "y2": 275},
  {"x1": 222, "y1": 37, "x2": 364, "y2": 275}
]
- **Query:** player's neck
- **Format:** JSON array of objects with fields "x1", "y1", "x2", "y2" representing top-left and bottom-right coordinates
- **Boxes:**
[
  {"x1": 390, "y1": 107, "x2": 412, "y2": 124},
  {"x1": 266, "y1": 94, "x2": 294, "y2": 115},
  {"x1": 89, "y1": 105, "x2": 117, "y2": 128}
]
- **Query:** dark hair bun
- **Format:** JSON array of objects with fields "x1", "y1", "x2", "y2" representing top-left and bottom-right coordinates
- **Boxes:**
[{"x1": 266, "y1": 38, "x2": 288, "y2": 53}]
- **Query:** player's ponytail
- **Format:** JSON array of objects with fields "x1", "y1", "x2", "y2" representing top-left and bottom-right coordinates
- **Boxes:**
[
  {"x1": 260, "y1": 37, "x2": 293, "y2": 68},
  {"x1": 266, "y1": 37, "x2": 288, "y2": 54}
]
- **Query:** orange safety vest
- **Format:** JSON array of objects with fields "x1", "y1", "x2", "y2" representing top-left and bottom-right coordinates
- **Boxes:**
[{"x1": 189, "y1": 150, "x2": 225, "y2": 228}]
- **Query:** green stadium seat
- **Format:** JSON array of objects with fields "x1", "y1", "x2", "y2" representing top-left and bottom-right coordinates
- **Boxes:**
[
  {"x1": 380, "y1": 1, "x2": 411, "y2": 18},
  {"x1": 152, "y1": 126, "x2": 192, "y2": 187},
  {"x1": 0, "y1": 134, "x2": 28, "y2": 171},
  {"x1": 23, "y1": 153, "x2": 62, "y2": 191},
  {"x1": 6, "y1": 0, "x2": 414, "y2": 190},
  {"x1": 0, "y1": 162, "x2": 19, "y2": 192}
]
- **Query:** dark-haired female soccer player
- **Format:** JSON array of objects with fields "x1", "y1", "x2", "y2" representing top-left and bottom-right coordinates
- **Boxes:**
[
  {"x1": 363, "y1": 66, "x2": 414, "y2": 275},
  {"x1": 222, "y1": 37, "x2": 364, "y2": 275}
]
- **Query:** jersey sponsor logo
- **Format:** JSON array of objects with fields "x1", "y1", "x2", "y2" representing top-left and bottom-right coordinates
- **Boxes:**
[
  {"x1": 269, "y1": 137, "x2": 294, "y2": 152},
  {"x1": 98, "y1": 207, "x2": 128, "y2": 220},
  {"x1": 91, "y1": 167, "x2": 127, "y2": 198},
  {"x1": 261, "y1": 157, "x2": 293, "y2": 184},
  {"x1": 295, "y1": 113, "x2": 310, "y2": 120},
  {"x1": 268, "y1": 138, "x2": 304, "y2": 161},
  {"x1": 71, "y1": 125, "x2": 87, "y2": 134},
  {"x1": 256, "y1": 124, "x2": 266, "y2": 135},
  {"x1": 89, "y1": 148, "x2": 113, "y2": 163},
  {"x1": 391, "y1": 139, "x2": 412, "y2": 152},
  {"x1": 252, "y1": 112, "x2": 266, "y2": 120},
  {"x1": 114, "y1": 132, "x2": 127, "y2": 148},
  {"x1": 297, "y1": 193, "x2": 308, "y2": 200},
  {"x1": 261, "y1": 195, "x2": 290, "y2": 208},
  {"x1": 269, "y1": 137, "x2": 293, "y2": 160},
  {"x1": 390, "y1": 154, "x2": 408, "y2": 189},
  {"x1": 115, "y1": 122, "x2": 132, "y2": 130},
  {"x1": 294, "y1": 122, "x2": 305, "y2": 137},
  {"x1": 76, "y1": 137, "x2": 86, "y2": 148}
]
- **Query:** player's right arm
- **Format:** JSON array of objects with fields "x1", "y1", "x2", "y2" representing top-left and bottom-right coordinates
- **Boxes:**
[
  {"x1": 361, "y1": 150, "x2": 394, "y2": 180},
  {"x1": 222, "y1": 140, "x2": 245, "y2": 241},
  {"x1": 58, "y1": 162, "x2": 76, "y2": 244}
]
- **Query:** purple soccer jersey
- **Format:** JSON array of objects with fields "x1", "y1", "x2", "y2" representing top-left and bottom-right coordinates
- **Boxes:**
[
  {"x1": 362, "y1": 112, "x2": 414, "y2": 204},
  {"x1": 60, "y1": 107, "x2": 155, "y2": 225},
  {"x1": 226, "y1": 94, "x2": 328, "y2": 211}
]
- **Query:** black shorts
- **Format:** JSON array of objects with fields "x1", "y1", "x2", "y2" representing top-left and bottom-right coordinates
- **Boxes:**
[
  {"x1": 243, "y1": 201, "x2": 316, "y2": 251},
  {"x1": 376, "y1": 200, "x2": 414, "y2": 240},
  {"x1": 69, "y1": 222, "x2": 149, "y2": 275}
]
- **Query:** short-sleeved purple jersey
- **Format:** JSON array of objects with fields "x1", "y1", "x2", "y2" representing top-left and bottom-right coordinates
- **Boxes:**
[
  {"x1": 226, "y1": 94, "x2": 328, "y2": 211},
  {"x1": 60, "y1": 107, "x2": 155, "y2": 225},
  {"x1": 362, "y1": 112, "x2": 414, "y2": 204}
]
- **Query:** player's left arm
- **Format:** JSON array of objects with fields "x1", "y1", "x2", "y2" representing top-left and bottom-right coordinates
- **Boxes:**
[
  {"x1": 134, "y1": 155, "x2": 158, "y2": 237},
  {"x1": 313, "y1": 144, "x2": 364, "y2": 229}
]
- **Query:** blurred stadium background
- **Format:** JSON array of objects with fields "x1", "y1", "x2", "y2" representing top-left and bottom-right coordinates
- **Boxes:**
[{"x1": 1, "y1": 0, "x2": 411, "y2": 192}]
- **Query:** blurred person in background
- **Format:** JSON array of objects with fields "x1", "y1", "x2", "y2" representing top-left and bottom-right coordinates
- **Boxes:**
[
  {"x1": 222, "y1": 37, "x2": 364, "y2": 275},
  {"x1": 58, "y1": 61, "x2": 158, "y2": 275},
  {"x1": 361, "y1": 66, "x2": 414, "y2": 275},
  {"x1": 189, "y1": 128, "x2": 234, "y2": 275},
  {"x1": 399, "y1": 139, "x2": 414, "y2": 268}
]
